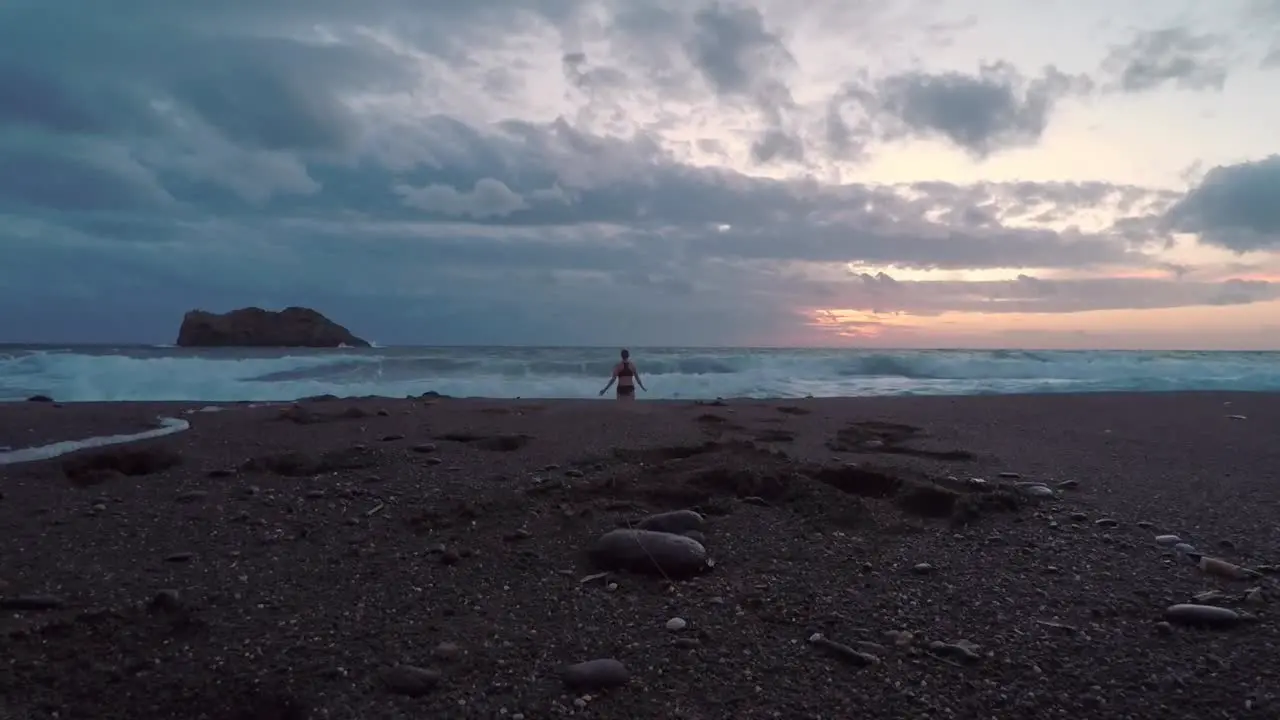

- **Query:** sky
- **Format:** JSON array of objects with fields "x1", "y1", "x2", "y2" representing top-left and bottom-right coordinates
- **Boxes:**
[{"x1": 2, "y1": 0, "x2": 1280, "y2": 349}]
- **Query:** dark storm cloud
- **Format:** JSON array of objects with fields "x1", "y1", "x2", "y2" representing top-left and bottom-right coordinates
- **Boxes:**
[
  {"x1": 1100, "y1": 27, "x2": 1230, "y2": 93},
  {"x1": 1164, "y1": 155, "x2": 1280, "y2": 252},
  {"x1": 862, "y1": 63, "x2": 1091, "y2": 157}
]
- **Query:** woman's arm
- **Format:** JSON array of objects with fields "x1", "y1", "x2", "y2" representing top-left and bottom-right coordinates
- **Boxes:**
[
  {"x1": 599, "y1": 366, "x2": 618, "y2": 395},
  {"x1": 634, "y1": 367, "x2": 646, "y2": 391}
]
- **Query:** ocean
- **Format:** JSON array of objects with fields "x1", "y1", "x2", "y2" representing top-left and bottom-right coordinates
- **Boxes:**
[{"x1": 1, "y1": 345, "x2": 1278, "y2": 403}]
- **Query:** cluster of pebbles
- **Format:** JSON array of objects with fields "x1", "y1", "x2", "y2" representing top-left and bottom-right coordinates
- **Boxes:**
[
  {"x1": 533, "y1": 509, "x2": 718, "y2": 696},
  {"x1": 974, "y1": 470, "x2": 1274, "y2": 631}
]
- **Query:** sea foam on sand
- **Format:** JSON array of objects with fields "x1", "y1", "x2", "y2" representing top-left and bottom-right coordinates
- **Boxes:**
[{"x1": 0, "y1": 417, "x2": 190, "y2": 466}]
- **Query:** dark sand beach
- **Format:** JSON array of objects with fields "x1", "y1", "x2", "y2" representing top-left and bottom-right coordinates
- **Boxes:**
[{"x1": 1, "y1": 392, "x2": 1278, "y2": 719}]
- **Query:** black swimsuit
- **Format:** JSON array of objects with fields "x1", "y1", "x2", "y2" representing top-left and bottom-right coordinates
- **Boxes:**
[{"x1": 617, "y1": 362, "x2": 635, "y2": 395}]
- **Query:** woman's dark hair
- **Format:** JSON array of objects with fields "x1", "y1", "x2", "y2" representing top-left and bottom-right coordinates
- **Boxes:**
[{"x1": 620, "y1": 349, "x2": 630, "y2": 360}]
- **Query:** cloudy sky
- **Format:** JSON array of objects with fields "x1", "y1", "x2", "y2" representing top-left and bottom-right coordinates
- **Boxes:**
[{"x1": 2, "y1": 0, "x2": 1279, "y2": 349}]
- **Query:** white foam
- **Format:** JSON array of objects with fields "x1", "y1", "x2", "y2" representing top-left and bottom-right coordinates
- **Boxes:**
[
  {"x1": 2, "y1": 347, "x2": 1279, "y2": 401},
  {"x1": 0, "y1": 417, "x2": 190, "y2": 466}
]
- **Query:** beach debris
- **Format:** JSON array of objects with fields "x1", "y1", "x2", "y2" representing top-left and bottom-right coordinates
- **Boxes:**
[
  {"x1": 380, "y1": 665, "x2": 441, "y2": 696},
  {"x1": 364, "y1": 501, "x2": 385, "y2": 517},
  {"x1": 636, "y1": 509, "x2": 705, "y2": 534},
  {"x1": 1193, "y1": 590, "x2": 1227, "y2": 604},
  {"x1": 0, "y1": 595, "x2": 66, "y2": 611},
  {"x1": 807, "y1": 633, "x2": 879, "y2": 666},
  {"x1": 1165, "y1": 604, "x2": 1244, "y2": 628},
  {"x1": 563, "y1": 659, "x2": 630, "y2": 690},
  {"x1": 1036, "y1": 620, "x2": 1078, "y2": 634},
  {"x1": 589, "y1": 529, "x2": 708, "y2": 579}
]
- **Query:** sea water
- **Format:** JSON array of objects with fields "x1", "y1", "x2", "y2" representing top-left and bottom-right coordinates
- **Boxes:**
[{"x1": 2, "y1": 346, "x2": 1278, "y2": 402}]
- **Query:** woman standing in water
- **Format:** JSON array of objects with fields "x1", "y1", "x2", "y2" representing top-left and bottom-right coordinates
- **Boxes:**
[{"x1": 599, "y1": 348, "x2": 646, "y2": 400}]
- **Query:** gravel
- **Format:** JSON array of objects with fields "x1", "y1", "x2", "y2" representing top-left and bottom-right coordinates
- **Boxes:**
[{"x1": 0, "y1": 392, "x2": 1278, "y2": 719}]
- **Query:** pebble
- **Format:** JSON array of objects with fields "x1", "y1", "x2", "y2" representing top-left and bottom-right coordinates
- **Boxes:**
[
  {"x1": 1094, "y1": 518, "x2": 1119, "y2": 528},
  {"x1": 149, "y1": 589, "x2": 182, "y2": 611},
  {"x1": 305, "y1": 490, "x2": 325, "y2": 499},
  {"x1": 175, "y1": 490, "x2": 209, "y2": 503},
  {"x1": 412, "y1": 443, "x2": 437, "y2": 453},
  {"x1": 380, "y1": 665, "x2": 441, "y2": 696},
  {"x1": 1173, "y1": 543, "x2": 1199, "y2": 557},
  {"x1": 164, "y1": 552, "x2": 194, "y2": 563},
  {"x1": 565, "y1": 469, "x2": 584, "y2": 478},
  {"x1": 1020, "y1": 485, "x2": 1054, "y2": 499},
  {"x1": 911, "y1": 562, "x2": 934, "y2": 574},
  {"x1": 636, "y1": 509, "x2": 705, "y2": 534},
  {"x1": 589, "y1": 529, "x2": 708, "y2": 579},
  {"x1": 929, "y1": 640, "x2": 982, "y2": 663},
  {"x1": 1199, "y1": 556, "x2": 1259, "y2": 580},
  {"x1": 1154, "y1": 534, "x2": 1182, "y2": 546},
  {"x1": 425, "y1": 457, "x2": 443, "y2": 466},
  {"x1": 884, "y1": 630, "x2": 914, "y2": 646},
  {"x1": 666, "y1": 617, "x2": 688, "y2": 631},
  {"x1": 1165, "y1": 603, "x2": 1242, "y2": 628},
  {"x1": 997, "y1": 471, "x2": 1022, "y2": 479},
  {"x1": 563, "y1": 659, "x2": 630, "y2": 690},
  {"x1": 381, "y1": 434, "x2": 405, "y2": 442},
  {"x1": 433, "y1": 641, "x2": 463, "y2": 661},
  {"x1": 1069, "y1": 512, "x2": 1088, "y2": 522},
  {"x1": 1056, "y1": 480, "x2": 1079, "y2": 490}
]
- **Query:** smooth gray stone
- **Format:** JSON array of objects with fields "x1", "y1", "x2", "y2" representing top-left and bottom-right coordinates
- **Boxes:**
[
  {"x1": 1165, "y1": 604, "x2": 1241, "y2": 628},
  {"x1": 590, "y1": 528, "x2": 708, "y2": 578},
  {"x1": 636, "y1": 509, "x2": 705, "y2": 534}
]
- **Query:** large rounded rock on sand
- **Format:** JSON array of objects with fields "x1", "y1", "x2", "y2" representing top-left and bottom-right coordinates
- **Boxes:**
[
  {"x1": 590, "y1": 529, "x2": 708, "y2": 578},
  {"x1": 636, "y1": 509, "x2": 705, "y2": 534}
]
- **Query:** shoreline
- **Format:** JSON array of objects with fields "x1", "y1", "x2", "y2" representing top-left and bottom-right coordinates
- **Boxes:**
[{"x1": 2, "y1": 392, "x2": 1278, "y2": 717}]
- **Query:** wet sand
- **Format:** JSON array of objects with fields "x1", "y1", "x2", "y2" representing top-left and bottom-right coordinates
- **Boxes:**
[{"x1": 0, "y1": 392, "x2": 1278, "y2": 719}]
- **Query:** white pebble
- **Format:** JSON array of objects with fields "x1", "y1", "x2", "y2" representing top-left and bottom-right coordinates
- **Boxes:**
[
  {"x1": 1154, "y1": 534, "x2": 1182, "y2": 546},
  {"x1": 666, "y1": 617, "x2": 688, "y2": 631}
]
